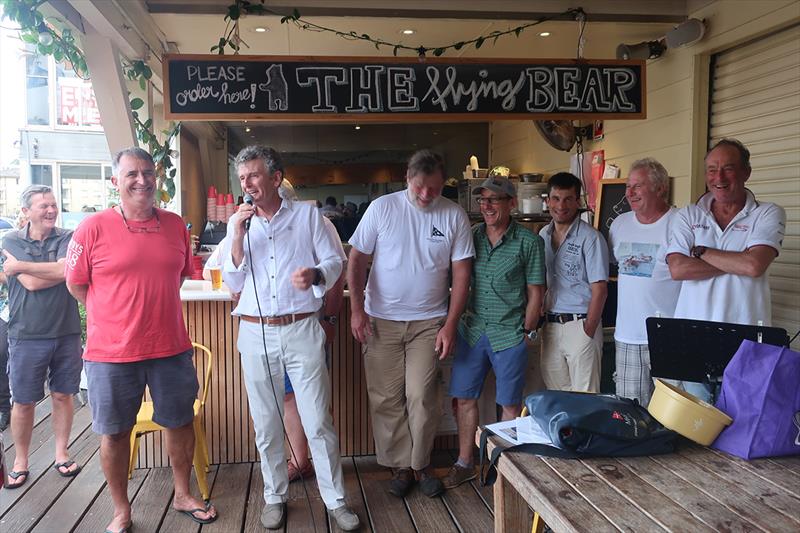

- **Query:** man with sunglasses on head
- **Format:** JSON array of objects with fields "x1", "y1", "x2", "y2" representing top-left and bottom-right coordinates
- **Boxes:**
[
  {"x1": 65, "y1": 148, "x2": 217, "y2": 532},
  {"x1": 443, "y1": 176, "x2": 545, "y2": 489},
  {"x1": 2, "y1": 185, "x2": 82, "y2": 489}
]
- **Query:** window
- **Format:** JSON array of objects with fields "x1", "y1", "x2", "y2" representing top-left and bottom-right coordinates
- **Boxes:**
[
  {"x1": 26, "y1": 52, "x2": 50, "y2": 126},
  {"x1": 60, "y1": 164, "x2": 104, "y2": 213},
  {"x1": 30, "y1": 164, "x2": 53, "y2": 186},
  {"x1": 56, "y1": 62, "x2": 101, "y2": 128},
  {"x1": 104, "y1": 165, "x2": 118, "y2": 207}
]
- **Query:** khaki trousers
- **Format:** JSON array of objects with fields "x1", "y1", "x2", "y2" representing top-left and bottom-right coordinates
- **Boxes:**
[
  {"x1": 363, "y1": 316, "x2": 443, "y2": 471},
  {"x1": 540, "y1": 319, "x2": 603, "y2": 392}
]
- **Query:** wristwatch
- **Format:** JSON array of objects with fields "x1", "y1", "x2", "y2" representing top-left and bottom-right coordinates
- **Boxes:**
[
  {"x1": 322, "y1": 315, "x2": 338, "y2": 325},
  {"x1": 691, "y1": 245, "x2": 708, "y2": 259},
  {"x1": 523, "y1": 329, "x2": 537, "y2": 341},
  {"x1": 312, "y1": 268, "x2": 325, "y2": 286}
]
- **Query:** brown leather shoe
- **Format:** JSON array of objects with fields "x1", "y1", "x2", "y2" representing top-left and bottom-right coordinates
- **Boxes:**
[
  {"x1": 442, "y1": 464, "x2": 476, "y2": 489},
  {"x1": 416, "y1": 468, "x2": 445, "y2": 498},
  {"x1": 388, "y1": 467, "x2": 415, "y2": 497}
]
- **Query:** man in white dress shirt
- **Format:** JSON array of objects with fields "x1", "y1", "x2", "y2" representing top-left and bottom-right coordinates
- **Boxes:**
[{"x1": 221, "y1": 145, "x2": 359, "y2": 531}]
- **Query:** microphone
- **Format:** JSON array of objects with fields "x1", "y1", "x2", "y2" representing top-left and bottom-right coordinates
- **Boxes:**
[{"x1": 243, "y1": 193, "x2": 254, "y2": 230}]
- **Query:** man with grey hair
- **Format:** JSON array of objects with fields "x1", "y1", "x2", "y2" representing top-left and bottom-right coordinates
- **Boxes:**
[
  {"x1": 220, "y1": 145, "x2": 360, "y2": 530},
  {"x1": 65, "y1": 147, "x2": 216, "y2": 531},
  {"x1": 666, "y1": 139, "x2": 785, "y2": 401},
  {"x1": 348, "y1": 149, "x2": 473, "y2": 498},
  {"x1": 608, "y1": 158, "x2": 681, "y2": 406},
  {"x1": 2, "y1": 185, "x2": 82, "y2": 488}
]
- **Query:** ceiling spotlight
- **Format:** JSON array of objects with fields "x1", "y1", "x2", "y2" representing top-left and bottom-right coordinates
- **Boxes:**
[
  {"x1": 254, "y1": 27, "x2": 268, "y2": 33},
  {"x1": 539, "y1": 32, "x2": 551, "y2": 37},
  {"x1": 617, "y1": 18, "x2": 706, "y2": 60},
  {"x1": 245, "y1": 127, "x2": 251, "y2": 133},
  {"x1": 401, "y1": 29, "x2": 415, "y2": 35},
  {"x1": 354, "y1": 125, "x2": 361, "y2": 130}
]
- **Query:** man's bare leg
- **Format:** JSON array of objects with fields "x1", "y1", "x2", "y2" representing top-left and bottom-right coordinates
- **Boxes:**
[
  {"x1": 165, "y1": 423, "x2": 216, "y2": 521},
  {"x1": 101, "y1": 431, "x2": 133, "y2": 532}
]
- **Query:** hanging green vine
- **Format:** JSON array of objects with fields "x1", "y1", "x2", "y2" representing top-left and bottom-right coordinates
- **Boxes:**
[
  {"x1": 0, "y1": 0, "x2": 180, "y2": 206},
  {"x1": 214, "y1": 0, "x2": 584, "y2": 57}
]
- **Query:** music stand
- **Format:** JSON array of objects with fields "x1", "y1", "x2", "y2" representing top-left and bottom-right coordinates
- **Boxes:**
[{"x1": 646, "y1": 317, "x2": 789, "y2": 383}]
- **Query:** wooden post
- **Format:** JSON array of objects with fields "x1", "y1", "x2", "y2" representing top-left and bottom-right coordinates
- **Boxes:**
[{"x1": 494, "y1": 471, "x2": 532, "y2": 533}]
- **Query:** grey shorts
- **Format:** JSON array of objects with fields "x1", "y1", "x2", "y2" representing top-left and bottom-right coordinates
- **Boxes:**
[
  {"x1": 85, "y1": 349, "x2": 199, "y2": 436},
  {"x1": 8, "y1": 334, "x2": 82, "y2": 404}
]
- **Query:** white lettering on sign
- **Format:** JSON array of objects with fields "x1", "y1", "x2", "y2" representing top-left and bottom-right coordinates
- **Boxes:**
[
  {"x1": 525, "y1": 67, "x2": 637, "y2": 112},
  {"x1": 422, "y1": 66, "x2": 526, "y2": 111},
  {"x1": 257, "y1": 64, "x2": 288, "y2": 111},
  {"x1": 296, "y1": 67, "x2": 348, "y2": 112},
  {"x1": 386, "y1": 67, "x2": 418, "y2": 111},
  {"x1": 187, "y1": 65, "x2": 246, "y2": 82},
  {"x1": 346, "y1": 66, "x2": 386, "y2": 113}
]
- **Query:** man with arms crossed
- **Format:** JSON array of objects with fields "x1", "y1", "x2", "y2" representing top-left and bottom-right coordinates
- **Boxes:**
[
  {"x1": 222, "y1": 145, "x2": 359, "y2": 530},
  {"x1": 443, "y1": 176, "x2": 545, "y2": 488},
  {"x1": 3, "y1": 185, "x2": 81, "y2": 488},
  {"x1": 666, "y1": 139, "x2": 785, "y2": 401},
  {"x1": 66, "y1": 148, "x2": 217, "y2": 532},
  {"x1": 608, "y1": 158, "x2": 681, "y2": 406},
  {"x1": 539, "y1": 173, "x2": 608, "y2": 392},
  {"x1": 348, "y1": 149, "x2": 473, "y2": 498}
]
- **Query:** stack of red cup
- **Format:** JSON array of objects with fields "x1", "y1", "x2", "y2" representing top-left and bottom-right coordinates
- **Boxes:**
[{"x1": 207, "y1": 186, "x2": 218, "y2": 222}]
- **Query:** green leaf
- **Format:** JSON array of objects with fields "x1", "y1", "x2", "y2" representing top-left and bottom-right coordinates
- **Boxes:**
[
  {"x1": 280, "y1": 16, "x2": 290, "y2": 23},
  {"x1": 227, "y1": 5, "x2": 240, "y2": 20},
  {"x1": 130, "y1": 98, "x2": 144, "y2": 110},
  {"x1": 361, "y1": 34, "x2": 370, "y2": 40},
  {"x1": 144, "y1": 118, "x2": 153, "y2": 128},
  {"x1": 374, "y1": 42, "x2": 380, "y2": 50},
  {"x1": 433, "y1": 48, "x2": 444, "y2": 57},
  {"x1": 131, "y1": 110, "x2": 139, "y2": 119},
  {"x1": 292, "y1": 8, "x2": 301, "y2": 19},
  {"x1": 453, "y1": 41, "x2": 464, "y2": 50},
  {"x1": 143, "y1": 65, "x2": 152, "y2": 79},
  {"x1": 169, "y1": 168, "x2": 177, "y2": 178},
  {"x1": 166, "y1": 179, "x2": 176, "y2": 198},
  {"x1": 514, "y1": 27, "x2": 522, "y2": 37},
  {"x1": 21, "y1": 32, "x2": 38, "y2": 44},
  {"x1": 475, "y1": 37, "x2": 485, "y2": 49},
  {"x1": 393, "y1": 45, "x2": 399, "y2": 56}
]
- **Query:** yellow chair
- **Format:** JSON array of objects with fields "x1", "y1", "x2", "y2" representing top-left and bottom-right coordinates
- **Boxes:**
[{"x1": 127, "y1": 342, "x2": 213, "y2": 500}]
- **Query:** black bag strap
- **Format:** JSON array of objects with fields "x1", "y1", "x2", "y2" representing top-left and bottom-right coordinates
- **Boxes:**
[{"x1": 478, "y1": 427, "x2": 580, "y2": 486}]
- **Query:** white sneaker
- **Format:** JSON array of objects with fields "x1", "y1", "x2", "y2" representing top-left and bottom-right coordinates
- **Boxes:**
[{"x1": 329, "y1": 505, "x2": 360, "y2": 531}]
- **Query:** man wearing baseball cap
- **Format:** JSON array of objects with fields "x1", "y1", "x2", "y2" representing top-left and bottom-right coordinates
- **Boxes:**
[{"x1": 443, "y1": 176, "x2": 546, "y2": 488}]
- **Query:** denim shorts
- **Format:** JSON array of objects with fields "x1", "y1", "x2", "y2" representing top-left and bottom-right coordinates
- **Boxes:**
[
  {"x1": 449, "y1": 333, "x2": 529, "y2": 406},
  {"x1": 85, "y1": 349, "x2": 199, "y2": 435},
  {"x1": 8, "y1": 334, "x2": 82, "y2": 404}
]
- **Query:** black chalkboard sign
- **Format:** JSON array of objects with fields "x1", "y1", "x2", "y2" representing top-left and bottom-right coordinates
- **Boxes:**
[
  {"x1": 593, "y1": 178, "x2": 630, "y2": 244},
  {"x1": 164, "y1": 54, "x2": 646, "y2": 121}
]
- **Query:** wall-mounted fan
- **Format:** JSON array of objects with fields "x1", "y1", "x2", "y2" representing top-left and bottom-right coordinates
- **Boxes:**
[{"x1": 534, "y1": 120, "x2": 593, "y2": 152}]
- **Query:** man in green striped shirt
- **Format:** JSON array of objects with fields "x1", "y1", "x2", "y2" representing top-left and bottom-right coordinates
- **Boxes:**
[{"x1": 443, "y1": 176, "x2": 546, "y2": 489}]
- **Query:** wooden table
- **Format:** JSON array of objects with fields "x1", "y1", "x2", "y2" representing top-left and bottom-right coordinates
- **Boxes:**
[{"x1": 481, "y1": 432, "x2": 800, "y2": 532}]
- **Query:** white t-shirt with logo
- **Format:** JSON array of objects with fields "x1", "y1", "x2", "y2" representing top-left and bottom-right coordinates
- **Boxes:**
[
  {"x1": 609, "y1": 209, "x2": 682, "y2": 344},
  {"x1": 667, "y1": 190, "x2": 785, "y2": 326},
  {"x1": 349, "y1": 190, "x2": 474, "y2": 321}
]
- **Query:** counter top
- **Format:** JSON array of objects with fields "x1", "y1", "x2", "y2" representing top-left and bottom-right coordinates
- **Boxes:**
[{"x1": 180, "y1": 279, "x2": 233, "y2": 301}]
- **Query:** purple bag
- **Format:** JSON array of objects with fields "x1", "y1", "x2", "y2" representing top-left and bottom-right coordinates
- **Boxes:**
[{"x1": 711, "y1": 339, "x2": 800, "y2": 459}]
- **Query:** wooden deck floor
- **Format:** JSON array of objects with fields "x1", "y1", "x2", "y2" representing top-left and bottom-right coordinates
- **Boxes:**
[{"x1": 1, "y1": 396, "x2": 495, "y2": 533}]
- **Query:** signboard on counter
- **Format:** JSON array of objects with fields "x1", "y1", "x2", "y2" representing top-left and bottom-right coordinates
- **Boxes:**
[{"x1": 164, "y1": 54, "x2": 646, "y2": 121}]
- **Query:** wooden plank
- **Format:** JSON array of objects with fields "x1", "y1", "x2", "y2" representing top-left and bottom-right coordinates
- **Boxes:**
[
  {"x1": 650, "y1": 451, "x2": 800, "y2": 532},
  {"x1": 1, "y1": 426, "x2": 96, "y2": 532},
  {"x1": 72, "y1": 468, "x2": 148, "y2": 533},
  {"x1": 242, "y1": 462, "x2": 265, "y2": 533},
  {"x1": 493, "y1": 473, "x2": 532, "y2": 533},
  {"x1": 702, "y1": 445, "x2": 800, "y2": 498},
  {"x1": 330, "y1": 458, "x2": 373, "y2": 533},
  {"x1": 426, "y1": 450, "x2": 483, "y2": 533},
  {"x1": 674, "y1": 446, "x2": 800, "y2": 525},
  {"x1": 541, "y1": 456, "x2": 667, "y2": 532},
  {"x1": 483, "y1": 435, "x2": 615, "y2": 532},
  {"x1": 354, "y1": 456, "x2": 416, "y2": 532},
  {"x1": 285, "y1": 463, "x2": 328, "y2": 533},
  {"x1": 201, "y1": 463, "x2": 251, "y2": 533},
  {"x1": 31, "y1": 443, "x2": 106, "y2": 533},
  {"x1": 581, "y1": 458, "x2": 716, "y2": 533},
  {"x1": 0, "y1": 404, "x2": 93, "y2": 516},
  {"x1": 153, "y1": 466, "x2": 220, "y2": 533},
  {"x1": 128, "y1": 467, "x2": 174, "y2": 532}
]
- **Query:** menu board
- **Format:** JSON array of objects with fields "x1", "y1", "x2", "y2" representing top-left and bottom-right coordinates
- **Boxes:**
[{"x1": 164, "y1": 54, "x2": 646, "y2": 121}]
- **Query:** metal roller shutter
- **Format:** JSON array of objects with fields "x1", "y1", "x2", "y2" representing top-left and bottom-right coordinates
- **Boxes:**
[{"x1": 709, "y1": 24, "x2": 800, "y2": 347}]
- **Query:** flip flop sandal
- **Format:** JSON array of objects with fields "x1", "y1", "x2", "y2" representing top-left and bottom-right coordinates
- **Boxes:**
[
  {"x1": 104, "y1": 521, "x2": 132, "y2": 533},
  {"x1": 178, "y1": 502, "x2": 218, "y2": 524},
  {"x1": 53, "y1": 460, "x2": 82, "y2": 478},
  {"x1": 5, "y1": 470, "x2": 30, "y2": 489}
]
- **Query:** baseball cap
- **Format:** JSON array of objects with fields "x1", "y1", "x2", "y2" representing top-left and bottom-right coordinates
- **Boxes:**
[{"x1": 472, "y1": 176, "x2": 517, "y2": 198}]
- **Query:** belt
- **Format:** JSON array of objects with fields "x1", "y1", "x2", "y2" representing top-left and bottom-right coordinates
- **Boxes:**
[
  {"x1": 545, "y1": 313, "x2": 587, "y2": 324},
  {"x1": 239, "y1": 312, "x2": 315, "y2": 326}
]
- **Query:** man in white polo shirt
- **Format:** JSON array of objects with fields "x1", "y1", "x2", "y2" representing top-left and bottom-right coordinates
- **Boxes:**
[
  {"x1": 348, "y1": 149, "x2": 473, "y2": 499},
  {"x1": 667, "y1": 138, "x2": 785, "y2": 401}
]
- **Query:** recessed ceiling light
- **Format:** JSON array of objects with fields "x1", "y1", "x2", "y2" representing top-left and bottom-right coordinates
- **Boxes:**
[
  {"x1": 354, "y1": 125, "x2": 361, "y2": 130},
  {"x1": 401, "y1": 29, "x2": 415, "y2": 35},
  {"x1": 254, "y1": 27, "x2": 268, "y2": 33},
  {"x1": 539, "y1": 32, "x2": 551, "y2": 37},
  {"x1": 245, "y1": 127, "x2": 251, "y2": 133}
]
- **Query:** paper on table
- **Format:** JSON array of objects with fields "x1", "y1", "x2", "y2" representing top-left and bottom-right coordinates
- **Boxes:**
[{"x1": 485, "y1": 417, "x2": 553, "y2": 446}]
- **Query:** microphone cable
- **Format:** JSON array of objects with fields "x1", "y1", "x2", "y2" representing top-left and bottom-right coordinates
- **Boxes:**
[{"x1": 243, "y1": 212, "x2": 319, "y2": 533}]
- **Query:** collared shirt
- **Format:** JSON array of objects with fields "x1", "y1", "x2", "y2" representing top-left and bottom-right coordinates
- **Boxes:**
[
  {"x1": 222, "y1": 198, "x2": 343, "y2": 317},
  {"x1": 460, "y1": 221, "x2": 546, "y2": 351},
  {"x1": 2, "y1": 225, "x2": 80, "y2": 339},
  {"x1": 539, "y1": 217, "x2": 609, "y2": 314},
  {"x1": 667, "y1": 189, "x2": 785, "y2": 325}
]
